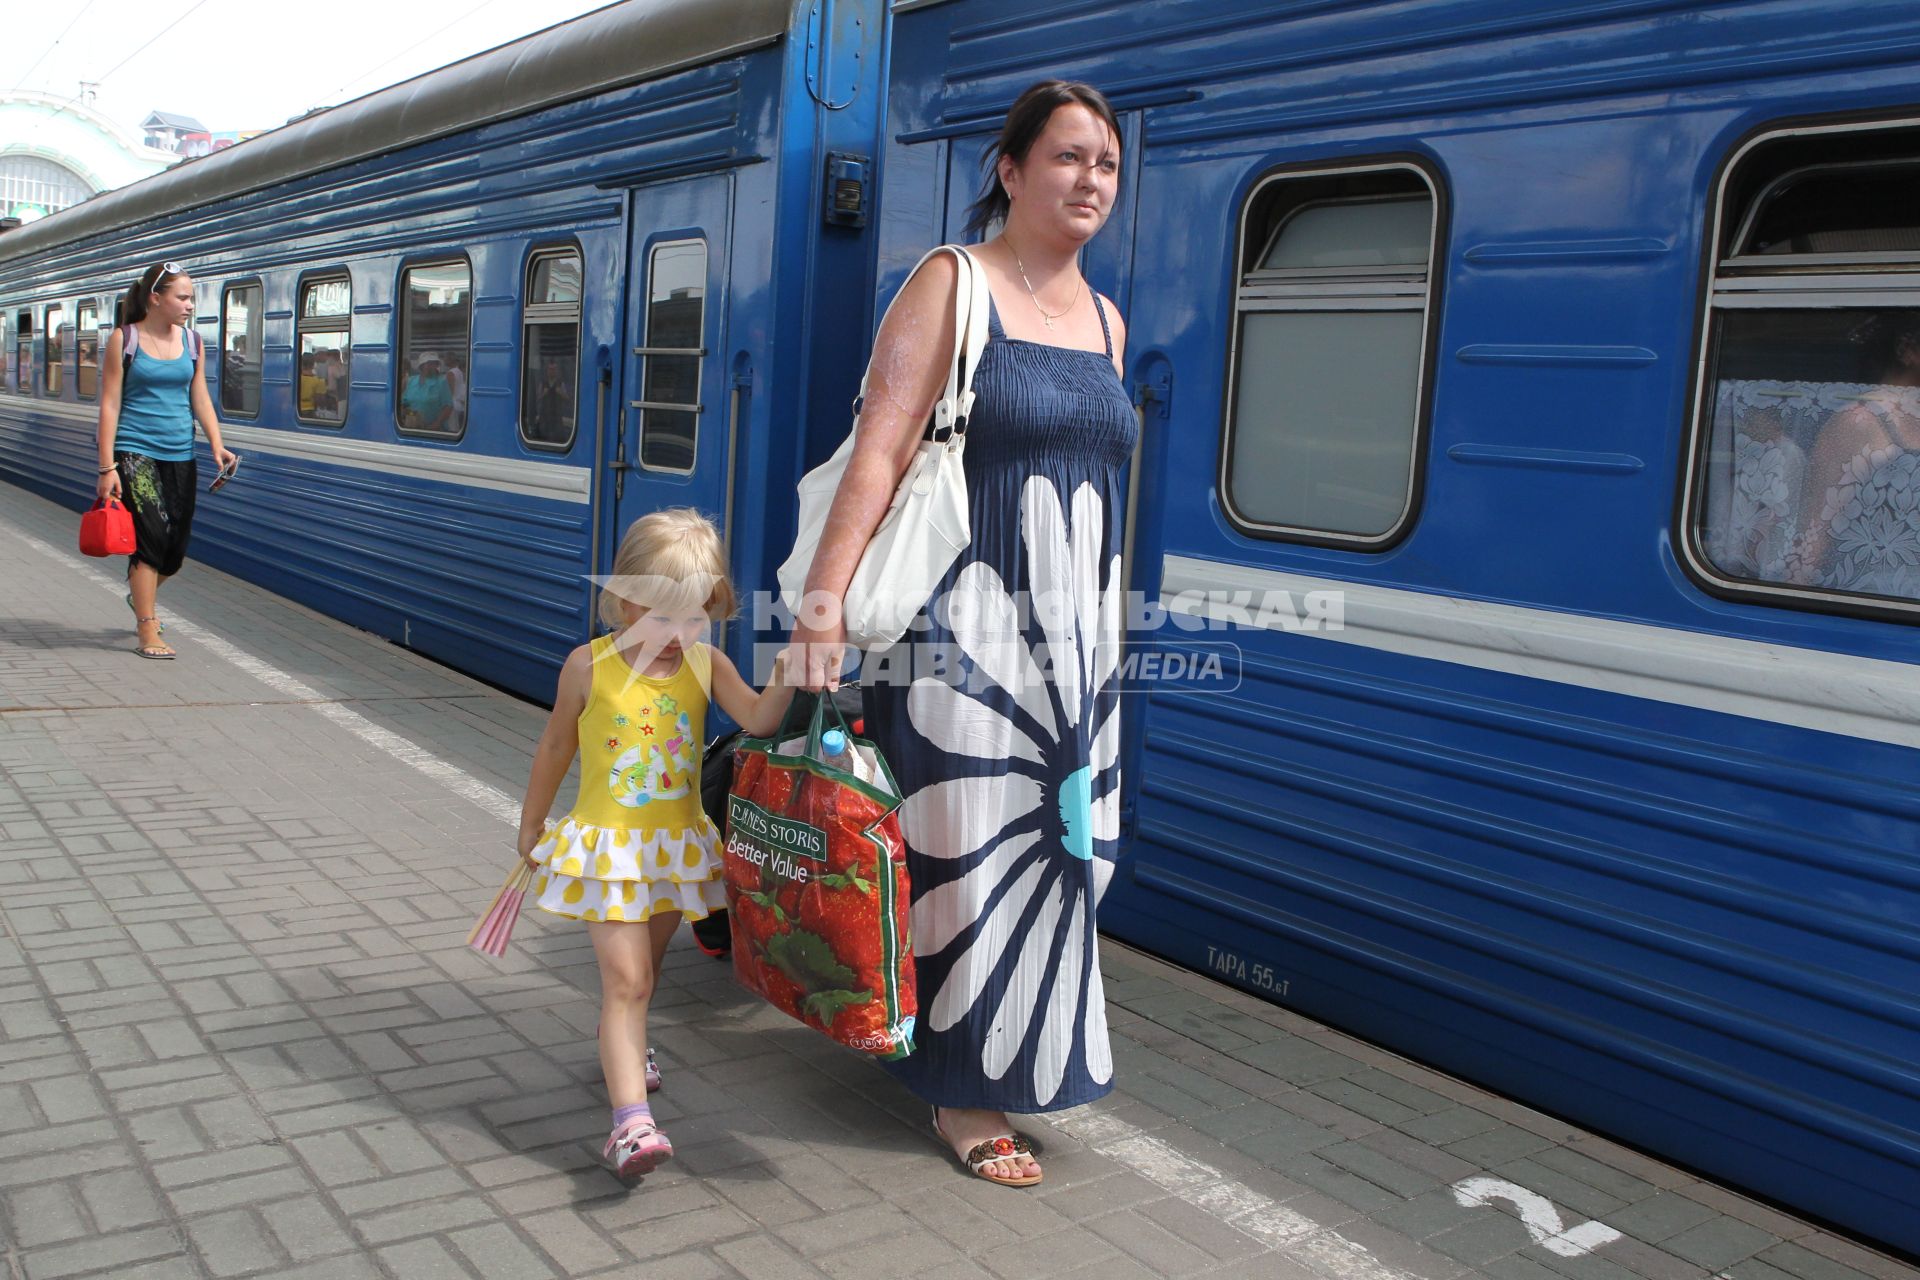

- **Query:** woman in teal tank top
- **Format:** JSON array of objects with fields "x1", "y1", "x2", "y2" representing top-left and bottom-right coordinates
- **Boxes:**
[{"x1": 95, "y1": 263, "x2": 239, "y2": 659}]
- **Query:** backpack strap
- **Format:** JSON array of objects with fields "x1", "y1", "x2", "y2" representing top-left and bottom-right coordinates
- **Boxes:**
[{"x1": 121, "y1": 324, "x2": 201, "y2": 377}]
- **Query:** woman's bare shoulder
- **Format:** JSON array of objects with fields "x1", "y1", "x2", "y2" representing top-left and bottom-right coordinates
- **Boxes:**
[
  {"x1": 1817, "y1": 402, "x2": 1895, "y2": 457},
  {"x1": 895, "y1": 249, "x2": 962, "y2": 303}
]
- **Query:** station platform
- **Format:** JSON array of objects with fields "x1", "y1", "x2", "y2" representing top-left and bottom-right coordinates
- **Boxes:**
[{"x1": 2, "y1": 479, "x2": 1915, "y2": 1280}]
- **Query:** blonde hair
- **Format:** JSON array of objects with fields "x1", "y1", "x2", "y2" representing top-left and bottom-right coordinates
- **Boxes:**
[{"x1": 598, "y1": 507, "x2": 738, "y2": 630}]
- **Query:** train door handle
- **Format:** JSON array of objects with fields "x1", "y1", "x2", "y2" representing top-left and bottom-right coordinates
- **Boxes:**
[{"x1": 610, "y1": 408, "x2": 630, "y2": 500}]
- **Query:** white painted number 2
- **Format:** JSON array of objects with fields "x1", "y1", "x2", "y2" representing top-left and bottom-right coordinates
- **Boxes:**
[{"x1": 1451, "y1": 1177, "x2": 1623, "y2": 1258}]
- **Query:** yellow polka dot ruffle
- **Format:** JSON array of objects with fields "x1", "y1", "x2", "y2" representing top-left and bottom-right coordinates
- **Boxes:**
[{"x1": 527, "y1": 815, "x2": 724, "y2": 924}]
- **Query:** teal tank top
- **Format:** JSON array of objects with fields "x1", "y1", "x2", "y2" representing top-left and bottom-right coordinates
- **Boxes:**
[{"x1": 116, "y1": 331, "x2": 196, "y2": 462}]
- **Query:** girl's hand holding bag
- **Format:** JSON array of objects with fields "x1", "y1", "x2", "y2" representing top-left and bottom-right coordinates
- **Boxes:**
[
  {"x1": 724, "y1": 695, "x2": 915, "y2": 1058},
  {"x1": 777, "y1": 246, "x2": 991, "y2": 648},
  {"x1": 79, "y1": 497, "x2": 136, "y2": 557}
]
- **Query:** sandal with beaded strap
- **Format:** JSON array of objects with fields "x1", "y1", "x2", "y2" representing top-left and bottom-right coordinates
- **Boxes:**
[
  {"x1": 126, "y1": 592, "x2": 162, "y2": 633},
  {"x1": 933, "y1": 1109, "x2": 1042, "y2": 1187}
]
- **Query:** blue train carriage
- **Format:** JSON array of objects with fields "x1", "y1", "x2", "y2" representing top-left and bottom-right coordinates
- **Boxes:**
[
  {"x1": 882, "y1": 0, "x2": 1920, "y2": 1256},
  {"x1": 0, "y1": 0, "x2": 885, "y2": 701}
]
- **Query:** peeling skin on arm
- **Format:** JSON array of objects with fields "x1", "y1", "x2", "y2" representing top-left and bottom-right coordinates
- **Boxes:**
[{"x1": 801, "y1": 255, "x2": 963, "y2": 601}]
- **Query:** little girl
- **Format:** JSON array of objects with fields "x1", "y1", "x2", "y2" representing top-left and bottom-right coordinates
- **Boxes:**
[{"x1": 516, "y1": 508, "x2": 795, "y2": 1180}]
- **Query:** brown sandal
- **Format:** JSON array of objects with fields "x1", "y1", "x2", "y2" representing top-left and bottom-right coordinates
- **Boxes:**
[{"x1": 933, "y1": 1109, "x2": 1042, "y2": 1187}]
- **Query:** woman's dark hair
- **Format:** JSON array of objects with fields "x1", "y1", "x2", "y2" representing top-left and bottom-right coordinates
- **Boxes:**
[
  {"x1": 124, "y1": 262, "x2": 184, "y2": 325},
  {"x1": 1851, "y1": 311, "x2": 1920, "y2": 374},
  {"x1": 963, "y1": 80, "x2": 1121, "y2": 238}
]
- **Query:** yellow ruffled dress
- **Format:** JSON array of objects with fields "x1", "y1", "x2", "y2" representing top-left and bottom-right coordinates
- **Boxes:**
[{"x1": 530, "y1": 636, "x2": 727, "y2": 923}]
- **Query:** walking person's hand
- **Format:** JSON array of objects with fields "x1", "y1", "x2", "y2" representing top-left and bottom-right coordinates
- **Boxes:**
[
  {"x1": 787, "y1": 600, "x2": 848, "y2": 692},
  {"x1": 517, "y1": 826, "x2": 545, "y2": 870},
  {"x1": 97, "y1": 467, "x2": 121, "y2": 501}
]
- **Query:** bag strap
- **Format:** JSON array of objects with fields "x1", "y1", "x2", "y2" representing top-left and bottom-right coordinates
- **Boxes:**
[
  {"x1": 119, "y1": 324, "x2": 201, "y2": 373},
  {"x1": 856, "y1": 244, "x2": 990, "y2": 443}
]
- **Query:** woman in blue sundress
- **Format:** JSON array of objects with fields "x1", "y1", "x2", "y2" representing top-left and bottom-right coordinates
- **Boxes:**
[{"x1": 789, "y1": 80, "x2": 1134, "y2": 1188}]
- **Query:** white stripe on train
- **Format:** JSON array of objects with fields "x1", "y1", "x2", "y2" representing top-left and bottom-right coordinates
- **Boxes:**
[{"x1": 1162, "y1": 554, "x2": 1920, "y2": 750}]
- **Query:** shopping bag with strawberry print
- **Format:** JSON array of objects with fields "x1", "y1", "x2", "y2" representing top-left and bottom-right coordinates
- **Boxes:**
[{"x1": 724, "y1": 695, "x2": 916, "y2": 1059}]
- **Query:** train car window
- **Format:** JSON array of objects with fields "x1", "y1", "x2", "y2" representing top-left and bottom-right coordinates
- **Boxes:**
[
  {"x1": 397, "y1": 259, "x2": 471, "y2": 438},
  {"x1": 76, "y1": 300, "x2": 100, "y2": 400},
  {"x1": 638, "y1": 239, "x2": 704, "y2": 473},
  {"x1": 1222, "y1": 164, "x2": 1438, "y2": 546},
  {"x1": 296, "y1": 274, "x2": 351, "y2": 427},
  {"x1": 1687, "y1": 129, "x2": 1920, "y2": 618},
  {"x1": 220, "y1": 283, "x2": 263, "y2": 417},
  {"x1": 11, "y1": 311, "x2": 28, "y2": 394},
  {"x1": 44, "y1": 304, "x2": 64, "y2": 398},
  {"x1": 520, "y1": 248, "x2": 582, "y2": 451}
]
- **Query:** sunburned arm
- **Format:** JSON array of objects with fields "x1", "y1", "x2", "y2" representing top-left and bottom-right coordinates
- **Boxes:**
[
  {"x1": 788, "y1": 252, "x2": 961, "y2": 688},
  {"x1": 518, "y1": 644, "x2": 591, "y2": 862},
  {"x1": 707, "y1": 647, "x2": 798, "y2": 739}
]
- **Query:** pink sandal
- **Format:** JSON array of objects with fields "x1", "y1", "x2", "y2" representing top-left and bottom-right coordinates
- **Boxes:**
[{"x1": 603, "y1": 1118, "x2": 673, "y2": 1179}]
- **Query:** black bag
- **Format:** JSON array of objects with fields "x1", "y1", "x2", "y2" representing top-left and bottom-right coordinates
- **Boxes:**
[{"x1": 690, "y1": 685, "x2": 865, "y2": 957}]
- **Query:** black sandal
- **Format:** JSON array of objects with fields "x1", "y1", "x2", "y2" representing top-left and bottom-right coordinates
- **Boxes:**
[{"x1": 134, "y1": 617, "x2": 175, "y2": 660}]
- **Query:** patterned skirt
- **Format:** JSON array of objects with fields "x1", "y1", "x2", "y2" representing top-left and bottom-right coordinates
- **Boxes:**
[
  {"x1": 529, "y1": 815, "x2": 726, "y2": 923},
  {"x1": 115, "y1": 452, "x2": 197, "y2": 577}
]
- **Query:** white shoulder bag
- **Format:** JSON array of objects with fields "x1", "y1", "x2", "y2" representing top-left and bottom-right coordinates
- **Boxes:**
[{"x1": 777, "y1": 245, "x2": 990, "y2": 648}]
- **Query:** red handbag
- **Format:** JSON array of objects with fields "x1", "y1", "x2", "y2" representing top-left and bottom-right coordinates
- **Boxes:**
[{"x1": 78, "y1": 497, "x2": 137, "y2": 557}]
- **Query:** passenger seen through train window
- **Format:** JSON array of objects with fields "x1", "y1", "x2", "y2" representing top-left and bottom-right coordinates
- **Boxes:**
[
  {"x1": 76, "y1": 300, "x2": 100, "y2": 400},
  {"x1": 1702, "y1": 310, "x2": 1920, "y2": 604},
  {"x1": 45, "y1": 304, "x2": 63, "y2": 397},
  {"x1": 296, "y1": 275, "x2": 350, "y2": 426},
  {"x1": 396, "y1": 260, "x2": 471, "y2": 436},
  {"x1": 521, "y1": 249, "x2": 581, "y2": 448},
  {"x1": 400, "y1": 353, "x2": 453, "y2": 432},
  {"x1": 1694, "y1": 143, "x2": 1920, "y2": 611},
  {"x1": 220, "y1": 283, "x2": 261, "y2": 416}
]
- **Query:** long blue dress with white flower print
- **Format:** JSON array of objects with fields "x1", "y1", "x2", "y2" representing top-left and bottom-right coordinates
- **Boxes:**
[{"x1": 863, "y1": 285, "x2": 1136, "y2": 1113}]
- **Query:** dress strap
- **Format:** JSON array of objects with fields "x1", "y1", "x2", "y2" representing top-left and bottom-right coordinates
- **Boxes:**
[
  {"x1": 1091, "y1": 292, "x2": 1113, "y2": 359},
  {"x1": 984, "y1": 289, "x2": 1007, "y2": 344}
]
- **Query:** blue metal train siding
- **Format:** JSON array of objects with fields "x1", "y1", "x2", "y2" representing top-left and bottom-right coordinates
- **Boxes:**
[
  {"x1": 0, "y1": 0, "x2": 887, "y2": 705},
  {"x1": 884, "y1": 0, "x2": 1920, "y2": 1255}
]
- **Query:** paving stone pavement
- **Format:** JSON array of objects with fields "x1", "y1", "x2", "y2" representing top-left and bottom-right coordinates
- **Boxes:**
[{"x1": 2, "y1": 480, "x2": 1917, "y2": 1280}]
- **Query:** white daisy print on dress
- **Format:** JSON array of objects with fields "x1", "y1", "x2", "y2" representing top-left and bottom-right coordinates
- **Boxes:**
[{"x1": 900, "y1": 474, "x2": 1124, "y2": 1106}]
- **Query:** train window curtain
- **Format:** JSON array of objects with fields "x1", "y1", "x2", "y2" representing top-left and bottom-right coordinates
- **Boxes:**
[
  {"x1": 1690, "y1": 128, "x2": 1920, "y2": 616},
  {"x1": 1222, "y1": 164, "x2": 1438, "y2": 546}
]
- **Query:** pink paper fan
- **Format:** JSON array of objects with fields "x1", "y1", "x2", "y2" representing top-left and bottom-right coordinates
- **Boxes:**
[{"x1": 469, "y1": 862, "x2": 534, "y2": 958}]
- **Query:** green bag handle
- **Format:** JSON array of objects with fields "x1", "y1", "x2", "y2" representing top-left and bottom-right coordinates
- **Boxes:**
[{"x1": 770, "y1": 688, "x2": 857, "y2": 759}]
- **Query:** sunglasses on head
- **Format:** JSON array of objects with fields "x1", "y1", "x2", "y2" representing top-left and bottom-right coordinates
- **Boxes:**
[{"x1": 151, "y1": 261, "x2": 185, "y2": 280}]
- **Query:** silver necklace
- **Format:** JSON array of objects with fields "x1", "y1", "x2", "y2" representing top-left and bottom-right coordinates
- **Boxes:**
[{"x1": 1006, "y1": 241, "x2": 1081, "y2": 329}]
